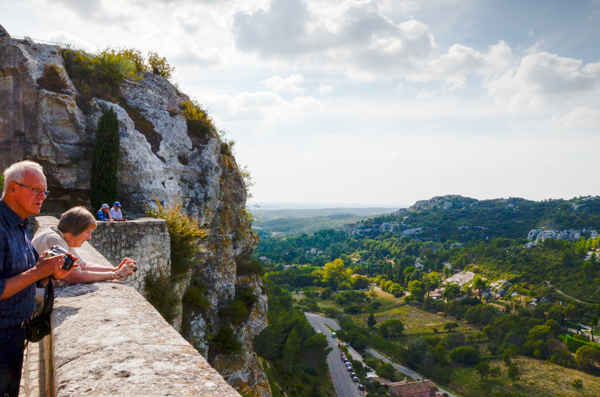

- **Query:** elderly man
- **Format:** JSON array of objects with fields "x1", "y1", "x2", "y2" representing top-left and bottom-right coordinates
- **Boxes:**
[
  {"x1": 109, "y1": 201, "x2": 126, "y2": 221},
  {"x1": 0, "y1": 161, "x2": 74, "y2": 397}
]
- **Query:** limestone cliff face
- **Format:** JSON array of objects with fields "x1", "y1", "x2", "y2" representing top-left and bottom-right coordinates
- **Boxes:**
[{"x1": 0, "y1": 37, "x2": 269, "y2": 396}]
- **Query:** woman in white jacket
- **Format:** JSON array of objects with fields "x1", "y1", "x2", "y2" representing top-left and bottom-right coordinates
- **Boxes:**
[{"x1": 32, "y1": 206, "x2": 136, "y2": 283}]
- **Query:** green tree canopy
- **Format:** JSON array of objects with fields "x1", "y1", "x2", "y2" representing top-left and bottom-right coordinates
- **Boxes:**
[
  {"x1": 321, "y1": 258, "x2": 351, "y2": 287},
  {"x1": 449, "y1": 346, "x2": 480, "y2": 365},
  {"x1": 443, "y1": 284, "x2": 461, "y2": 301},
  {"x1": 575, "y1": 345, "x2": 600, "y2": 371},
  {"x1": 507, "y1": 363, "x2": 520, "y2": 384},
  {"x1": 378, "y1": 319, "x2": 405, "y2": 338},
  {"x1": 408, "y1": 280, "x2": 425, "y2": 300},
  {"x1": 367, "y1": 313, "x2": 376, "y2": 328}
]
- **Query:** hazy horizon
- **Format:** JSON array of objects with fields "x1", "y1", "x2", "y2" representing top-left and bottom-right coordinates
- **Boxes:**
[{"x1": 249, "y1": 192, "x2": 600, "y2": 211}]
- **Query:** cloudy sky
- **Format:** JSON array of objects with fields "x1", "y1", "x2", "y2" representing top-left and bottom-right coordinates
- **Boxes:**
[{"x1": 2, "y1": 0, "x2": 600, "y2": 208}]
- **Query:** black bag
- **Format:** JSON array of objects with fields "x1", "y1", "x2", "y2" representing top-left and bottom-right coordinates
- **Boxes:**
[{"x1": 25, "y1": 279, "x2": 54, "y2": 342}]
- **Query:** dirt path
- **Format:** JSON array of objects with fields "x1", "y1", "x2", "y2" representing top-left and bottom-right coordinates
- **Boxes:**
[{"x1": 544, "y1": 281, "x2": 591, "y2": 305}]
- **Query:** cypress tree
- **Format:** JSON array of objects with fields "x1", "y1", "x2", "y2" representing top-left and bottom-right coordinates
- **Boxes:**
[
  {"x1": 90, "y1": 107, "x2": 120, "y2": 210},
  {"x1": 367, "y1": 312, "x2": 376, "y2": 328}
]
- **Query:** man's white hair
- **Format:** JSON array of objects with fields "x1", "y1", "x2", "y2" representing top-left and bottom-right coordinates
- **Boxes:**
[{"x1": 2, "y1": 161, "x2": 44, "y2": 199}]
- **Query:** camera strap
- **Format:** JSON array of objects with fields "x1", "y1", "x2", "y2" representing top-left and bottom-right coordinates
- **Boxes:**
[{"x1": 25, "y1": 279, "x2": 54, "y2": 342}]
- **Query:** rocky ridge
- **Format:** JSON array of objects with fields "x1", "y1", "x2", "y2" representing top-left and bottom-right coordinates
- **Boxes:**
[{"x1": 0, "y1": 36, "x2": 270, "y2": 396}]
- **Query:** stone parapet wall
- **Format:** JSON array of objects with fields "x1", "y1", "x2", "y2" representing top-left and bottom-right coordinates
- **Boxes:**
[
  {"x1": 52, "y1": 282, "x2": 241, "y2": 397},
  {"x1": 90, "y1": 218, "x2": 171, "y2": 292},
  {"x1": 25, "y1": 216, "x2": 240, "y2": 397}
]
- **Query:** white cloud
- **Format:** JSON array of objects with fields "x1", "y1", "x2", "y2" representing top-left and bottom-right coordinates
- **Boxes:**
[
  {"x1": 553, "y1": 107, "x2": 600, "y2": 128},
  {"x1": 317, "y1": 84, "x2": 334, "y2": 93},
  {"x1": 47, "y1": 31, "x2": 95, "y2": 51},
  {"x1": 231, "y1": 0, "x2": 437, "y2": 78},
  {"x1": 205, "y1": 90, "x2": 322, "y2": 124},
  {"x1": 172, "y1": 43, "x2": 222, "y2": 68},
  {"x1": 487, "y1": 51, "x2": 600, "y2": 107},
  {"x1": 53, "y1": 0, "x2": 104, "y2": 19},
  {"x1": 409, "y1": 40, "x2": 513, "y2": 87},
  {"x1": 417, "y1": 90, "x2": 435, "y2": 100},
  {"x1": 262, "y1": 74, "x2": 305, "y2": 92}
]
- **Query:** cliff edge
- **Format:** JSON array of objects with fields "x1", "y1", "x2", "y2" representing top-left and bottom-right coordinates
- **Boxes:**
[{"x1": 0, "y1": 36, "x2": 270, "y2": 396}]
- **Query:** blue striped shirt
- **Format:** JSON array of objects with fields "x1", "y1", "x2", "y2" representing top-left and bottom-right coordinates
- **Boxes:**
[{"x1": 0, "y1": 201, "x2": 39, "y2": 328}]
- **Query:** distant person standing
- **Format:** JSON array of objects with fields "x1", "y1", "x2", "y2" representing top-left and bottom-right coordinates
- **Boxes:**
[
  {"x1": 97, "y1": 203, "x2": 113, "y2": 221},
  {"x1": 0, "y1": 161, "x2": 75, "y2": 397},
  {"x1": 109, "y1": 201, "x2": 126, "y2": 221}
]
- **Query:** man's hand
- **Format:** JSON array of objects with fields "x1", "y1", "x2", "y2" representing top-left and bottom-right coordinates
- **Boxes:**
[
  {"x1": 35, "y1": 250, "x2": 67, "y2": 278},
  {"x1": 36, "y1": 250, "x2": 79, "y2": 279},
  {"x1": 1, "y1": 250, "x2": 77, "y2": 300},
  {"x1": 52, "y1": 264, "x2": 80, "y2": 279}
]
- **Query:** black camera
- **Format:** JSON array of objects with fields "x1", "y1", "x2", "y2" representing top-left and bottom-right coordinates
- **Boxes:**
[{"x1": 49, "y1": 245, "x2": 76, "y2": 271}]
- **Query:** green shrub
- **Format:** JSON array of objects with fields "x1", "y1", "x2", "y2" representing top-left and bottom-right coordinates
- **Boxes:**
[
  {"x1": 236, "y1": 255, "x2": 265, "y2": 277},
  {"x1": 63, "y1": 48, "x2": 137, "y2": 112},
  {"x1": 62, "y1": 47, "x2": 172, "y2": 113},
  {"x1": 344, "y1": 304, "x2": 362, "y2": 314},
  {"x1": 221, "y1": 300, "x2": 249, "y2": 326},
  {"x1": 114, "y1": 47, "x2": 148, "y2": 74},
  {"x1": 449, "y1": 346, "x2": 480, "y2": 365},
  {"x1": 564, "y1": 334, "x2": 600, "y2": 353},
  {"x1": 236, "y1": 285, "x2": 257, "y2": 309},
  {"x1": 378, "y1": 319, "x2": 404, "y2": 338},
  {"x1": 210, "y1": 324, "x2": 241, "y2": 355},
  {"x1": 0, "y1": 174, "x2": 3, "y2": 194},
  {"x1": 90, "y1": 107, "x2": 119, "y2": 210},
  {"x1": 220, "y1": 285, "x2": 257, "y2": 325},
  {"x1": 144, "y1": 271, "x2": 179, "y2": 324},
  {"x1": 146, "y1": 200, "x2": 208, "y2": 277},
  {"x1": 180, "y1": 99, "x2": 215, "y2": 139},
  {"x1": 147, "y1": 51, "x2": 174, "y2": 79},
  {"x1": 220, "y1": 141, "x2": 233, "y2": 156},
  {"x1": 36, "y1": 64, "x2": 69, "y2": 94},
  {"x1": 182, "y1": 285, "x2": 211, "y2": 312}
]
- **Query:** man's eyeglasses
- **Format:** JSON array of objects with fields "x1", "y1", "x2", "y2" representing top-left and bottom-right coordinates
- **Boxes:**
[{"x1": 13, "y1": 182, "x2": 50, "y2": 197}]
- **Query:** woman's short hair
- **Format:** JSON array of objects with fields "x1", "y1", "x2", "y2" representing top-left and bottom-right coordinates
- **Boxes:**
[
  {"x1": 2, "y1": 160, "x2": 44, "y2": 199},
  {"x1": 58, "y1": 206, "x2": 97, "y2": 236}
]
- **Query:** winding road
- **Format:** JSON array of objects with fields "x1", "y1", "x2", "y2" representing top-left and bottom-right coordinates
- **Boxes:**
[{"x1": 305, "y1": 313, "x2": 364, "y2": 397}]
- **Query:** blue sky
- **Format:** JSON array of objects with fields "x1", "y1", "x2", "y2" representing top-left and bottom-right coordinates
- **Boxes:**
[{"x1": 2, "y1": 0, "x2": 599, "y2": 207}]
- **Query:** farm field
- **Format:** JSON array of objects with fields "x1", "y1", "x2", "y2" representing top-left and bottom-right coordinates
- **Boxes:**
[{"x1": 449, "y1": 356, "x2": 600, "y2": 397}]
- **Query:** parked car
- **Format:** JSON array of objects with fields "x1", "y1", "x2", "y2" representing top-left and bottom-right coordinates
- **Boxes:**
[
  {"x1": 358, "y1": 384, "x2": 364, "y2": 390},
  {"x1": 352, "y1": 376, "x2": 359, "y2": 382},
  {"x1": 350, "y1": 372, "x2": 356, "y2": 378},
  {"x1": 332, "y1": 332, "x2": 336, "y2": 338},
  {"x1": 347, "y1": 366, "x2": 352, "y2": 372}
]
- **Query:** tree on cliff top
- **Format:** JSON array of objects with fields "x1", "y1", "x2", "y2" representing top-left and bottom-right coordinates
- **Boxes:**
[{"x1": 90, "y1": 107, "x2": 120, "y2": 210}]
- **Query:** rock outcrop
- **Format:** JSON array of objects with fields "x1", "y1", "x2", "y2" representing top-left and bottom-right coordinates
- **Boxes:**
[
  {"x1": 406, "y1": 195, "x2": 477, "y2": 213},
  {"x1": 0, "y1": 37, "x2": 269, "y2": 396},
  {"x1": 527, "y1": 228, "x2": 599, "y2": 243}
]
